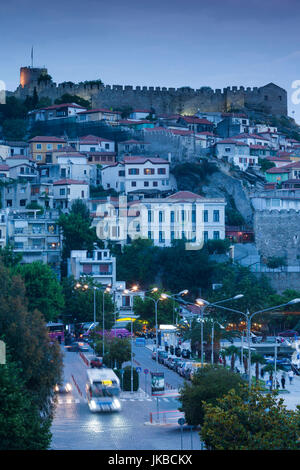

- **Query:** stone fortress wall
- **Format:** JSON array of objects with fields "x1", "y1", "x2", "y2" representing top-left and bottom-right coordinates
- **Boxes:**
[
  {"x1": 254, "y1": 210, "x2": 300, "y2": 265},
  {"x1": 14, "y1": 66, "x2": 288, "y2": 116}
]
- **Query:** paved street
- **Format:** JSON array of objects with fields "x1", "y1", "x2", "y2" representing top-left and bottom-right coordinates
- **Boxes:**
[{"x1": 50, "y1": 343, "x2": 202, "y2": 450}]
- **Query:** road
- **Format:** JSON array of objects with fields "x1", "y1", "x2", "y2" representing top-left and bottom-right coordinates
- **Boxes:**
[{"x1": 50, "y1": 342, "x2": 202, "y2": 450}]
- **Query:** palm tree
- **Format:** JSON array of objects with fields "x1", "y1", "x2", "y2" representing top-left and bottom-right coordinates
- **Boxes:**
[
  {"x1": 250, "y1": 353, "x2": 266, "y2": 383},
  {"x1": 224, "y1": 345, "x2": 240, "y2": 371},
  {"x1": 219, "y1": 349, "x2": 227, "y2": 368}
]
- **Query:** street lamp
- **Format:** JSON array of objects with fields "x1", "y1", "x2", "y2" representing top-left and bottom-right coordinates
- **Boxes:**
[
  {"x1": 144, "y1": 289, "x2": 188, "y2": 369},
  {"x1": 202, "y1": 298, "x2": 300, "y2": 390},
  {"x1": 194, "y1": 295, "x2": 244, "y2": 366}
]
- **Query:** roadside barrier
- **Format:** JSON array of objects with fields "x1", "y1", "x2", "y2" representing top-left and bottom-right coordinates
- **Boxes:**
[
  {"x1": 79, "y1": 352, "x2": 90, "y2": 367},
  {"x1": 71, "y1": 374, "x2": 82, "y2": 397}
]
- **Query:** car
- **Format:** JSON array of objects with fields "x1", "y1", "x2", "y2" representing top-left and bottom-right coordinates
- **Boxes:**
[
  {"x1": 77, "y1": 342, "x2": 90, "y2": 352},
  {"x1": 90, "y1": 357, "x2": 103, "y2": 368},
  {"x1": 158, "y1": 351, "x2": 168, "y2": 364},
  {"x1": 170, "y1": 357, "x2": 182, "y2": 371},
  {"x1": 165, "y1": 355, "x2": 177, "y2": 368},
  {"x1": 175, "y1": 361, "x2": 185, "y2": 374},
  {"x1": 65, "y1": 343, "x2": 80, "y2": 352},
  {"x1": 181, "y1": 349, "x2": 191, "y2": 359},
  {"x1": 54, "y1": 380, "x2": 72, "y2": 394},
  {"x1": 278, "y1": 330, "x2": 299, "y2": 337}
]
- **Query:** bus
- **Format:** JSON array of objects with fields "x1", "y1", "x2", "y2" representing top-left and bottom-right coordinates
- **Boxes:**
[
  {"x1": 85, "y1": 368, "x2": 121, "y2": 412},
  {"x1": 46, "y1": 322, "x2": 64, "y2": 344}
]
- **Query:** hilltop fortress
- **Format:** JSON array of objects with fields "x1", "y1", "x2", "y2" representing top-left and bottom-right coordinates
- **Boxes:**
[{"x1": 14, "y1": 66, "x2": 288, "y2": 116}]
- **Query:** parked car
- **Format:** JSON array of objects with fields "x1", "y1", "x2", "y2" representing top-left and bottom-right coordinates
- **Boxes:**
[
  {"x1": 170, "y1": 357, "x2": 182, "y2": 371},
  {"x1": 90, "y1": 357, "x2": 103, "y2": 368},
  {"x1": 77, "y1": 342, "x2": 89, "y2": 352},
  {"x1": 165, "y1": 355, "x2": 176, "y2": 368},
  {"x1": 158, "y1": 351, "x2": 168, "y2": 364},
  {"x1": 181, "y1": 349, "x2": 191, "y2": 359},
  {"x1": 175, "y1": 361, "x2": 185, "y2": 374}
]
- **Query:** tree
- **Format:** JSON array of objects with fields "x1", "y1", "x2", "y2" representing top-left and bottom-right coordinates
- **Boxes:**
[
  {"x1": 115, "y1": 238, "x2": 159, "y2": 288},
  {"x1": 259, "y1": 157, "x2": 276, "y2": 172},
  {"x1": 54, "y1": 93, "x2": 90, "y2": 108},
  {"x1": 61, "y1": 276, "x2": 115, "y2": 325},
  {"x1": 0, "y1": 357, "x2": 52, "y2": 449},
  {"x1": 206, "y1": 239, "x2": 231, "y2": 254},
  {"x1": 201, "y1": 387, "x2": 300, "y2": 450},
  {"x1": 178, "y1": 365, "x2": 245, "y2": 426},
  {"x1": 58, "y1": 199, "x2": 101, "y2": 274},
  {"x1": 15, "y1": 261, "x2": 64, "y2": 322},
  {"x1": 2, "y1": 119, "x2": 27, "y2": 140},
  {"x1": 133, "y1": 289, "x2": 175, "y2": 327},
  {"x1": 94, "y1": 336, "x2": 131, "y2": 368},
  {"x1": 224, "y1": 345, "x2": 240, "y2": 371},
  {"x1": 0, "y1": 262, "x2": 62, "y2": 414},
  {"x1": 0, "y1": 244, "x2": 22, "y2": 268}
]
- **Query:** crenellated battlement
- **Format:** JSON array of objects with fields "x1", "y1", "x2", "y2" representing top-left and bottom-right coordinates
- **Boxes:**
[{"x1": 14, "y1": 67, "x2": 288, "y2": 116}]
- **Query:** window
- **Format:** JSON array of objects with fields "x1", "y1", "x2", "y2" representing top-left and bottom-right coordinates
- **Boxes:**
[
  {"x1": 59, "y1": 188, "x2": 65, "y2": 196},
  {"x1": 81, "y1": 191, "x2": 85, "y2": 198},
  {"x1": 36, "y1": 144, "x2": 42, "y2": 149},
  {"x1": 36, "y1": 155, "x2": 42, "y2": 161},
  {"x1": 47, "y1": 144, "x2": 53, "y2": 150},
  {"x1": 170, "y1": 211, "x2": 175, "y2": 223},
  {"x1": 204, "y1": 231, "x2": 208, "y2": 243},
  {"x1": 57, "y1": 144, "x2": 63, "y2": 149},
  {"x1": 192, "y1": 210, "x2": 196, "y2": 223},
  {"x1": 148, "y1": 210, "x2": 153, "y2": 223},
  {"x1": 90, "y1": 147, "x2": 96, "y2": 152},
  {"x1": 20, "y1": 199, "x2": 26, "y2": 206},
  {"x1": 148, "y1": 231, "x2": 153, "y2": 239},
  {"x1": 225, "y1": 147, "x2": 231, "y2": 152},
  {"x1": 131, "y1": 181, "x2": 136, "y2": 187},
  {"x1": 203, "y1": 210, "x2": 208, "y2": 222},
  {"x1": 20, "y1": 167, "x2": 24, "y2": 174},
  {"x1": 159, "y1": 211, "x2": 164, "y2": 223},
  {"x1": 61, "y1": 169, "x2": 66, "y2": 178},
  {"x1": 144, "y1": 181, "x2": 149, "y2": 187},
  {"x1": 213, "y1": 210, "x2": 220, "y2": 222},
  {"x1": 153, "y1": 181, "x2": 158, "y2": 187},
  {"x1": 144, "y1": 168, "x2": 154, "y2": 175},
  {"x1": 128, "y1": 168, "x2": 139, "y2": 175},
  {"x1": 118, "y1": 170, "x2": 125, "y2": 177},
  {"x1": 158, "y1": 168, "x2": 166, "y2": 174},
  {"x1": 159, "y1": 231, "x2": 165, "y2": 243},
  {"x1": 105, "y1": 143, "x2": 110, "y2": 150},
  {"x1": 213, "y1": 231, "x2": 220, "y2": 240}
]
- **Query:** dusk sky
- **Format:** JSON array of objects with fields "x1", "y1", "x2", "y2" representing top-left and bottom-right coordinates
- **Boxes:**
[{"x1": 2, "y1": 0, "x2": 300, "y2": 121}]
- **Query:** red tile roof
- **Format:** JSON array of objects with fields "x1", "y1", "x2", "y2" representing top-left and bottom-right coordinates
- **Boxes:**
[
  {"x1": 79, "y1": 135, "x2": 114, "y2": 144},
  {"x1": 232, "y1": 133, "x2": 269, "y2": 141},
  {"x1": 217, "y1": 139, "x2": 248, "y2": 146},
  {"x1": 36, "y1": 103, "x2": 86, "y2": 111},
  {"x1": 123, "y1": 156, "x2": 169, "y2": 164},
  {"x1": 179, "y1": 116, "x2": 214, "y2": 125},
  {"x1": 29, "y1": 136, "x2": 66, "y2": 143},
  {"x1": 77, "y1": 108, "x2": 121, "y2": 115},
  {"x1": 166, "y1": 191, "x2": 204, "y2": 200}
]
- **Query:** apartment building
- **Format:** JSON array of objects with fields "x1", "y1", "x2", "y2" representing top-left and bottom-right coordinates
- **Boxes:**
[{"x1": 68, "y1": 248, "x2": 116, "y2": 286}]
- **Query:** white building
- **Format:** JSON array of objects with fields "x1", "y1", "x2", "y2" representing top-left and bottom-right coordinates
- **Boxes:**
[
  {"x1": 92, "y1": 191, "x2": 226, "y2": 248},
  {"x1": 28, "y1": 103, "x2": 87, "y2": 122},
  {"x1": 215, "y1": 139, "x2": 259, "y2": 171},
  {"x1": 68, "y1": 248, "x2": 116, "y2": 286},
  {"x1": 53, "y1": 179, "x2": 89, "y2": 210},
  {"x1": 101, "y1": 156, "x2": 174, "y2": 195},
  {"x1": 78, "y1": 135, "x2": 115, "y2": 153},
  {"x1": 7, "y1": 209, "x2": 61, "y2": 275}
]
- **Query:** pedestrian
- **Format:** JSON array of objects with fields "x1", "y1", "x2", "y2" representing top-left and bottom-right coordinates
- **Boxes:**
[
  {"x1": 288, "y1": 369, "x2": 294, "y2": 385},
  {"x1": 281, "y1": 374, "x2": 286, "y2": 389}
]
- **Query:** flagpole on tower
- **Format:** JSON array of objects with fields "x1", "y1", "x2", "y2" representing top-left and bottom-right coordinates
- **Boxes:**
[{"x1": 31, "y1": 47, "x2": 34, "y2": 68}]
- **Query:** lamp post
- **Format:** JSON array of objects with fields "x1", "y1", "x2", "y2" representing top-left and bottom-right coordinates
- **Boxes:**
[
  {"x1": 195, "y1": 295, "x2": 244, "y2": 366},
  {"x1": 198, "y1": 298, "x2": 300, "y2": 390}
]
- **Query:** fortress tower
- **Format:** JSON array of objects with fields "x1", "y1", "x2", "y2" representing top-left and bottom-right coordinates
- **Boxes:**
[{"x1": 20, "y1": 66, "x2": 48, "y2": 88}]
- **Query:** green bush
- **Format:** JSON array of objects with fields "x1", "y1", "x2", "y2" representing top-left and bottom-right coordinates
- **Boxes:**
[{"x1": 115, "y1": 366, "x2": 139, "y2": 391}]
